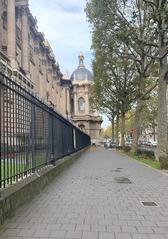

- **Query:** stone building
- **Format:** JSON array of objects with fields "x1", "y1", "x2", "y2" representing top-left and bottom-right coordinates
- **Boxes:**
[
  {"x1": 0, "y1": 0, "x2": 102, "y2": 142},
  {"x1": 69, "y1": 53, "x2": 102, "y2": 142}
]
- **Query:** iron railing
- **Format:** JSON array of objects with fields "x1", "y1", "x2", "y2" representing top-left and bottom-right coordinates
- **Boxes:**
[{"x1": 0, "y1": 71, "x2": 91, "y2": 188}]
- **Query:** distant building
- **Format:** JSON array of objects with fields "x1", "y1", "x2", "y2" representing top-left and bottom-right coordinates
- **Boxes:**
[
  {"x1": 0, "y1": 0, "x2": 102, "y2": 143},
  {"x1": 69, "y1": 53, "x2": 102, "y2": 142}
]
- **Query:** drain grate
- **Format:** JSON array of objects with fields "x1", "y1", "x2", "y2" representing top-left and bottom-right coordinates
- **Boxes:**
[
  {"x1": 110, "y1": 169, "x2": 121, "y2": 173},
  {"x1": 114, "y1": 177, "x2": 132, "y2": 184},
  {"x1": 141, "y1": 201, "x2": 159, "y2": 207},
  {"x1": 110, "y1": 168, "x2": 123, "y2": 173}
]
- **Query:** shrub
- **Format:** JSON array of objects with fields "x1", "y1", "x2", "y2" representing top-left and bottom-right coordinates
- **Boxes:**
[
  {"x1": 136, "y1": 148, "x2": 155, "y2": 160},
  {"x1": 115, "y1": 146, "x2": 123, "y2": 150},
  {"x1": 115, "y1": 146, "x2": 131, "y2": 152},
  {"x1": 123, "y1": 146, "x2": 131, "y2": 152}
]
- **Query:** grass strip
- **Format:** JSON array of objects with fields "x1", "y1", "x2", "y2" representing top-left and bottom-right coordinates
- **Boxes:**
[{"x1": 119, "y1": 150, "x2": 161, "y2": 170}]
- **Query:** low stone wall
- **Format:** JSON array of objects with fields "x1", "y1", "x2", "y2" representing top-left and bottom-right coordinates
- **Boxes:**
[{"x1": 0, "y1": 147, "x2": 89, "y2": 225}]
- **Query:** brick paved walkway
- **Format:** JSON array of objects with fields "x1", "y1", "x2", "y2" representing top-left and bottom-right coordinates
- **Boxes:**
[{"x1": 1, "y1": 147, "x2": 168, "y2": 239}]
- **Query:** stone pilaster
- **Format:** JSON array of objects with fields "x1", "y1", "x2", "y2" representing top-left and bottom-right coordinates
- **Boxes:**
[
  {"x1": 0, "y1": 0, "x2": 2, "y2": 49},
  {"x1": 64, "y1": 87, "x2": 71, "y2": 119},
  {"x1": 85, "y1": 90, "x2": 89, "y2": 114},
  {"x1": 66, "y1": 88, "x2": 71, "y2": 117},
  {"x1": 21, "y1": 6, "x2": 29, "y2": 74},
  {"x1": 34, "y1": 42, "x2": 40, "y2": 92},
  {"x1": 74, "y1": 86, "x2": 77, "y2": 115},
  {"x1": 7, "y1": 0, "x2": 16, "y2": 67}
]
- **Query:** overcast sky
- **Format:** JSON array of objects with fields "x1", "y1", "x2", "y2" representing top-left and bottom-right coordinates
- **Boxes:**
[
  {"x1": 29, "y1": 0, "x2": 92, "y2": 74},
  {"x1": 29, "y1": 0, "x2": 109, "y2": 128}
]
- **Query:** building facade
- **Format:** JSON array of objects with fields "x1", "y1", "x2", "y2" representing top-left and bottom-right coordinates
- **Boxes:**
[{"x1": 0, "y1": 0, "x2": 102, "y2": 142}]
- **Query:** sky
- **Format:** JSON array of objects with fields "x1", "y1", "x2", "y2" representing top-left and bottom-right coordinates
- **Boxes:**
[
  {"x1": 29, "y1": 0, "x2": 92, "y2": 73},
  {"x1": 29, "y1": 0, "x2": 109, "y2": 128}
]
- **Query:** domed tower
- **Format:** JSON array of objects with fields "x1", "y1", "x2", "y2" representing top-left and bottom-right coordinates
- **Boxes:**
[{"x1": 70, "y1": 53, "x2": 102, "y2": 144}]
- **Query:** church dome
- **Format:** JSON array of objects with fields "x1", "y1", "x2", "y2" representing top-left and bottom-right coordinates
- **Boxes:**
[{"x1": 70, "y1": 53, "x2": 93, "y2": 82}]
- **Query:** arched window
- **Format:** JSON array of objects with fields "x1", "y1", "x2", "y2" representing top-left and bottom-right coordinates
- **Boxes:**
[
  {"x1": 78, "y1": 97, "x2": 85, "y2": 112},
  {"x1": 79, "y1": 124, "x2": 85, "y2": 132},
  {"x1": 2, "y1": 11, "x2": 7, "y2": 30}
]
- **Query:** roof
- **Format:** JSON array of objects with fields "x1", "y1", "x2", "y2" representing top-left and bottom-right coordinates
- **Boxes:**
[{"x1": 70, "y1": 53, "x2": 93, "y2": 82}]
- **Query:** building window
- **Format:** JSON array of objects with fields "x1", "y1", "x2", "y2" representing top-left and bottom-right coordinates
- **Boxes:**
[
  {"x1": 2, "y1": 0, "x2": 7, "y2": 29},
  {"x1": 16, "y1": 26, "x2": 22, "y2": 48},
  {"x1": 78, "y1": 97, "x2": 85, "y2": 112},
  {"x1": 29, "y1": 45, "x2": 34, "y2": 64},
  {"x1": 79, "y1": 124, "x2": 85, "y2": 132},
  {"x1": 2, "y1": 0, "x2": 7, "y2": 7},
  {"x1": 71, "y1": 99, "x2": 74, "y2": 114},
  {"x1": 1, "y1": 45, "x2": 7, "y2": 54},
  {"x1": 2, "y1": 11, "x2": 7, "y2": 30}
]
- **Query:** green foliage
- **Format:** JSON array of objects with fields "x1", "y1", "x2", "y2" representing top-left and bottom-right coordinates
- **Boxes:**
[
  {"x1": 86, "y1": 0, "x2": 140, "y2": 123},
  {"x1": 136, "y1": 149, "x2": 155, "y2": 160},
  {"x1": 117, "y1": 146, "x2": 155, "y2": 161},
  {"x1": 120, "y1": 150, "x2": 160, "y2": 169},
  {"x1": 102, "y1": 123, "x2": 116, "y2": 139},
  {"x1": 86, "y1": 0, "x2": 158, "y2": 126},
  {"x1": 141, "y1": 93, "x2": 158, "y2": 131},
  {"x1": 123, "y1": 146, "x2": 131, "y2": 152},
  {"x1": 124, "y1": 93, "x2": 158, "y2": 136}
]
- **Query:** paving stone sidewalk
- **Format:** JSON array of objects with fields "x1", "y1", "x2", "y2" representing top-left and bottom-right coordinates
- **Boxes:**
[{"x1": 1, "y1": 147, "x2": 168, "y2": 239}]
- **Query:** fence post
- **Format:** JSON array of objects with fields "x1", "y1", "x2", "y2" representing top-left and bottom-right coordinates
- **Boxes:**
[
  {"x1": 31, "y1": 104, "x2": 36, "y2": 172},
  {"x1": 73, "y1": 128, "x2": 76, "y2": 150},
  {"x1": 49, "y1": 114, "x2": 54, "y2": 164}
]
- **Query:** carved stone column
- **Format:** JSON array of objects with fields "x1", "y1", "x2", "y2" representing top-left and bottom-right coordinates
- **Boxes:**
[
  {"x1": 85, "y1": 88, "x2": 89, "y2": 114},
  {"x1": 66, "y1": 88, "x2": 71, "y2": 117},
  {"x1": 74, "y1": 86, "x2": 77, "y2": 115},
  {"x1": 34, "y1": 42, "x2": 41, "y2": 92},
  {"x1": 21, "y1": 6, "x2": 29, "y2": 74},
  {"x1": 7, "y1": 0, "x2": 16, "y2": 67}
]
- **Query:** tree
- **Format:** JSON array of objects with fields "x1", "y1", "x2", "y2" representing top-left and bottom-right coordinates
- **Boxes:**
[
  {"x1": 140, "y1": 0, "x2": 168, "y2": 168},
  {"x1": 91, "y1": 46, "x2": 138, "y2": 147},
  {"x1": 86, "y1": 0, "x2": 158, "y2": 152},
  {"x1": 86, "y1": 1, "x2": 142, "y2": 147},
  {"x1": 103, "y1": 124, "x2": 113, "y2": 139}
]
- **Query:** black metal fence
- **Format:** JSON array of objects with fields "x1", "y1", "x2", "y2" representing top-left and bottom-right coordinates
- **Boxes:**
[{"x1": 0, "y1": 71, "x2": 91, "y2": 188}]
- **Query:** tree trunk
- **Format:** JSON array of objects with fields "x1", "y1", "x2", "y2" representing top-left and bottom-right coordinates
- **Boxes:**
[
  {"x1": 131, "y1": 52, "x2": 145, "y2": 153},
  {"x1": 111, "y1": 117, "x2": 115, "y2": 142},
  {"x1": 131, "y1": 99, "x2": 144, "y2": 153},
  {"x1": 156, "y1": 29, "x2": 168, "y2": 168},
  {"x1": 120, "y1": 111, "x2": 125, "y2": 148},
  {"x1": 115, "y1": 113, "x2": 119, "y2": 146},
  {"x1": 153, "y1": 122, "x2": 156, "y2": 141},
  {"x1": 156, "y1": 71, "x2": 168, "y2": 168}
]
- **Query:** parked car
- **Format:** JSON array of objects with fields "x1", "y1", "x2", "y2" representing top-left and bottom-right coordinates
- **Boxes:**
[
  {"x1": 104, "y1": 140, "x2": 117, "y2": 148},
  {"x1": 145, "y1": 141, "x2": 151, "y2": 146},
  {"x1": 142, "y1": 140, "x2": 154, "y2": 147},
  {"x1": 151, "y1": 141, "x2": 157, "y2": 147},
  {"x1": 125, "y1": 139, "x2": 133, "y2": 146},
  {"x1": 109, "y1": 142, "x2": 117, "y2": 148}
]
